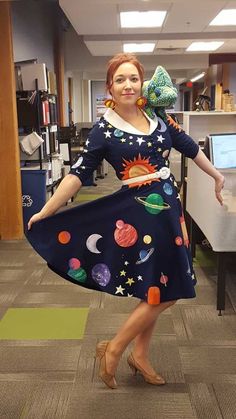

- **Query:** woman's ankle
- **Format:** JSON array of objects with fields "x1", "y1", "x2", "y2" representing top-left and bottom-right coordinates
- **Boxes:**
[
  {"x1": 108, "y1": 339, "x2": 126, "y2": 357},
  {"x1": 132, "y1": 349, "x2": 149, "y2": 361}
]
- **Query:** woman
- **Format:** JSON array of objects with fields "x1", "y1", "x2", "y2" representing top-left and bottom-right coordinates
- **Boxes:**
[{"x1": 27, "y1": 53, "x2": 224, "y2": 390}]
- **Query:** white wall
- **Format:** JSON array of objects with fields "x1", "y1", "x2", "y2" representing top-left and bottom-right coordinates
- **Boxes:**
[
  {"x1": 72, "y1": 71, "x2": 83, "y2": 123},
  {"x1": 11, "y1": 0, "x2": 55, "y2": 71}
]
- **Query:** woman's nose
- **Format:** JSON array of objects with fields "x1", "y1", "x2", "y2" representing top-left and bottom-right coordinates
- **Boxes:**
[{"x1": 124, "y1": 79, "x2": 131, "y2": 89}]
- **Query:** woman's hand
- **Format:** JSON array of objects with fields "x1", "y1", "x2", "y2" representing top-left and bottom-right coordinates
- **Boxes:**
[
  {"x1": 28, "y1": 211, "x2": 46, "y2": 230},
  {"x1": 214, "y1": 173, "x2": 225, "y2": 205}
]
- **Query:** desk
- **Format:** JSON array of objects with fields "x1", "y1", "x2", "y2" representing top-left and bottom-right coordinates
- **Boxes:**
[{"x1": 186, "y1": 159, "x2": 236, "y2": 314}]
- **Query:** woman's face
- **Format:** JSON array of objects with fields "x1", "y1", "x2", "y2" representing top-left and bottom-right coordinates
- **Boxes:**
[{"x1": 109, "y1": 62, "x2": 142, "y2": 108}]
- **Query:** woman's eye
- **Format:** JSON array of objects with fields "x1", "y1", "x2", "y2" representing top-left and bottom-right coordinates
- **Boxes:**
[
  {"x1": 115, "y1": 78, "x2": 123, "y2": 83},
  {"x1": 132, "y1": 77, "x2": 139, "y2": 82}
]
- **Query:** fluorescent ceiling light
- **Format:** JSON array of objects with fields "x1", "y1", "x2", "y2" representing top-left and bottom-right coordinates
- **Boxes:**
[
  {"x1": 186, "y1": 41, "x2": 224, "y2": 52},
  {"x1": 120, "y1": 11, "x2": 166, "y2": 28},
  {"x1": 123, "y1": 43, "x2": 155, "y2": 53},
  {"x1": 209, "y1": 9, "x2": 236, "y2": 26},
  {"x1": 190, "y1": 72, "x2": 206, "y2": 82}
]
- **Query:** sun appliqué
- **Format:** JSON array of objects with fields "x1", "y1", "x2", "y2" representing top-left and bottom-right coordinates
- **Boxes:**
[
  {"x1": 120, "y1": 154, "x2": 159, "y2": 188},
  {"x1": 167, "y1": 115, "x2": 183, "y2": 132}
]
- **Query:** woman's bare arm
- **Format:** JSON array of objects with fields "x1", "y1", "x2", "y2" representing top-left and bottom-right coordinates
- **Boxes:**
[
  {"x1": 193, "y1": 148, "x2": 225, "y2": 205},
  {"x1": 28, "y1": 174, "x2": 82, "y2": 229}
]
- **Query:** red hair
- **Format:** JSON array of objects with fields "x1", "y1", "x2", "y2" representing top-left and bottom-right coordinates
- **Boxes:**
[{"x1": 106, "y1": 53, "x2": 144, "y2": 92}]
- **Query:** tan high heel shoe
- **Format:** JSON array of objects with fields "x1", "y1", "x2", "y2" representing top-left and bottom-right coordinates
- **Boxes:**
[
  {"x1": 95, "y1": 341, "x2": 118, "y2": 389},
  {"x1": 127, "y1": 353, "x2": 165, "y2": 385}
]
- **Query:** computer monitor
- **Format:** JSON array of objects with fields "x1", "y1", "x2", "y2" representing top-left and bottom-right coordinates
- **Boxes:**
[{"x1": 209, "y1": 133, "x2": 236, "y2": 169}]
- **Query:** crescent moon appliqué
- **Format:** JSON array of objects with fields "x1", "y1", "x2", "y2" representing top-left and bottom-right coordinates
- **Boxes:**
[
  {"x1": 86, "y1": 234, "x2": 102, "y2": 254},
  {"x1": 71, "y1": 156, "x2": 83, "y2": 169},
  {"x1": 156, "y1": 117, "x2": 167, "y2": 133}
]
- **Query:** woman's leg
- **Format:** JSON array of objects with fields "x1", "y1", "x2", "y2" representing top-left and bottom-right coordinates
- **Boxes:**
[
  {"x1": 131, "y1": 300, "x2": 175, "y2": 374},
  {"x1": 105, "y1": 299, "x2": 176, "y2": 375}
]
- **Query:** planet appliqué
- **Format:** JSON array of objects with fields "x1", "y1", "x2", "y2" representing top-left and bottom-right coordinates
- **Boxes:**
[
  {"x1": 114, "y1": 220, "x2": 138, "y2": 247},
  {"x1": 135, "y1": 193, "x2": 170, "y2": 215},
  {"x1": 69, "y1": 258, "x2": 81, "y2": 270},
  {"x1": 163, "y1": 182, "x2": 173, "y2": 196},
  {"x1": 143, "y1": 235, "x2": 152, "y2": 244},
  {"x1": 162, "y1": 150, "x2": 170, "y2": 158},
  {"x1": 160, "y1": 272, "x2": 168, "y2": 287},
  {"x1": 58, "y1": 231, "x2": 71, "y2": 244},
  {"x1": 114, "y1": 129, "x2": 124, "y2": 137},
  {"x1": 175, "y1": 236, "x2": 183, "y2": 246},
  {"x1": 92, "y1": 263, "x2": 111, "y2": 287},
  {"x1": 136, "y1": 248, "x2": 155, "y2": 264}
]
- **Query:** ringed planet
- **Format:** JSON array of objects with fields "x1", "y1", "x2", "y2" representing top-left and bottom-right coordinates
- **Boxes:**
[
  {"x1": 135, "y1": 193, "x2": 170, "y2": 215},
  {"x1": 136, "y1": 248, "x2": 155, "y2": 264},
  {"x1": 67, "y1": 267, "x2": 87, "y2": 283}
]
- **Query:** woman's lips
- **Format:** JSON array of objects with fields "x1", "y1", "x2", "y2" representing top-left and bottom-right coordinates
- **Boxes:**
[{"x1": 122, "y1": 93, "x2": 134, "y2": 96}]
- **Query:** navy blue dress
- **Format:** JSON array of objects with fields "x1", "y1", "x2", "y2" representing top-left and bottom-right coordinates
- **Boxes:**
[{"x1": 26, "y1": 110, "x2": 199, "y2": 305}]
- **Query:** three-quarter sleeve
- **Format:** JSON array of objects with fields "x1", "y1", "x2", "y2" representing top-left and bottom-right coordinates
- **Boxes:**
[
  {"x1": 69, "y1": 122, "x2": 107, "y2": 185},
  {"x1": 167, "y1": 115, "x2": 199, "y2": 159}
]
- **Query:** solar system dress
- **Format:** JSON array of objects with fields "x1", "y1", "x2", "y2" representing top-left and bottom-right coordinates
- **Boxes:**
[{"x1": 26, "y1": 108, "x2": 200, "y2": 305}]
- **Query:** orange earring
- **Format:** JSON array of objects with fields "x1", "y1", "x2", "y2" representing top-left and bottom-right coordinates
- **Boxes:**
[
  {"x1": 104, "y1": 99, "x2": 116, "y2": 109},
  {"x1": 136, "y1": 96, "x2": 147, "y2": 109}
]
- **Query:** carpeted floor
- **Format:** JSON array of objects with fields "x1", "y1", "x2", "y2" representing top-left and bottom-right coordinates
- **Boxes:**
[{"x1": 0, "y1": 165, "x2": 235, "y2": 419}]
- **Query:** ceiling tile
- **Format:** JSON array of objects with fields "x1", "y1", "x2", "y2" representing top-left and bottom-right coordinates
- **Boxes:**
[
  {"x1": 84, "y1": 41, "x2": 122, "y2": 56},
  {"x1": 163, "y1": 2, "x2": 225, "y2": 33}
]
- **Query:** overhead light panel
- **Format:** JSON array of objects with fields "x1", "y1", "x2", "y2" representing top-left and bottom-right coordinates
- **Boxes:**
[
  {"x1": 190, "y1": 72, "x2": 206, "y2": 82},
  {"x1": 186, "y1": 41, "x2": 224, "y2": 52},
  {"x1": 120, "y1": 11, "x2": 166, "y2": 28},
  {"x1": 209, "y1": 9, "x2": 236, "y2": 26},
  {"x1": 123, "y1": 43, "x2": 155, "y2": 53}
]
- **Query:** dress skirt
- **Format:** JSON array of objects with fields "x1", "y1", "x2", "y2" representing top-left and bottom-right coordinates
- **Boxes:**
[{"x1": 26, "y1": 180, "x2": 197, "y2": 305}]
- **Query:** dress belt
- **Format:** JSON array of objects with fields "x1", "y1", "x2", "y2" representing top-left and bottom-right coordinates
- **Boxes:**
[{"x1": 121, "y1": 167, "x2": 171, "y2": 185}]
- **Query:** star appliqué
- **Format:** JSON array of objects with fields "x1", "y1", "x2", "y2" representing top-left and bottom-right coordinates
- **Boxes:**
[
  {"x1": 99, "y1": 122, "x2": 105, "y2": 128},
  {"x1": 120, "y1": 270, "x2": 126, "y2": 276},
  {"x1": 137, "y1": 275, "x2": 143, "y2": 281},
  {"x1": 126, "y1": 277, "x2": 135, "y2": 286},
  {"x1": 157, "y1": 135, "x2": 165, "y2": 143},
  {"x1": 115, "y1": 285, "x2": 125, "y2": 295},
  {"x1": 104, "y1": 130, "x2": 112, "y2": 139},
  {"x1": 136, "y1": 137, "x2": 145, "y2": 146}
]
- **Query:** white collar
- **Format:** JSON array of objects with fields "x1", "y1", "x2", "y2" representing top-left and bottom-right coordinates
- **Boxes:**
[{"x1": 103, "y1": 108, "x2": 158, "y2": 135}]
